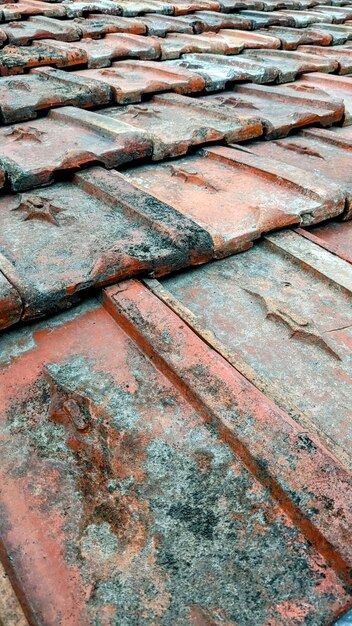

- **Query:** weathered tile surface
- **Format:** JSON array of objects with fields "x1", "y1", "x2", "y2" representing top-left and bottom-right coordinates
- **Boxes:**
[
  {"x1": 0, "y1": 167, "x2": 212, "y2": 323},
  {"x1": 204, "y1": 82, "x2": 344, "y2": 138},
  {"x1": 0, "y1": 107, "x2": 153, "y2": 190},
  {"x1": 0, "y1": 281, "x2": 350, "y2": 625},
  {"x1": 181, "y1": 10, "x2": 253, "y2": 33},
  {"x1": 1, "y1": 0, "x2": 352, "y2": 621},
  {"x1": 0, "y1": 68, "x2": 111, "y2": 124},
  {"x1": 71, "y1": 14, "x2": 147, "y2": 38},
  {"x1": 263, "y1": 25, "x2": 333, "y2": 48},
  {"x1": 0, "y1": 271, "x2": 22, "y2": 330},
  {"x1": 298, "y1": 219, "x2": 352, "y2": 264},
  {"x1": 298, "y1": 44, "x2": 352, "y2": 74},
  {"x1": 107, "y1": 279, "x2": 352, "y2": 567},
  {"x1": 1, "y1": 16, "x2": 82, "y2": 45},
  {"x1": 0, "y1": 41, "x2": 87, "y2": 75},
  {"x1": 243, "y1": 48, "x2": 338, "y2": 82},
  {"x1": 125, "y1": 145, "x2": 345, "y2": 256},
  {"x1": 245, "y1": 126, "x2": 352, "y2": 218},
  {"x1": 169, "y1": 53, "x2": 280, "y2": 88},
  {"x1": 307, "y1": 4, "x2": 352, "y2": 22},
  {"x1": 74, "y1": 61, "x2": 206, "y2": 102},
  {"x1": 293, "y1": 73, "x2": 352, "y2": 125},
  {"x1": 44, "y1": 34, "x2": 161, "y2": 68},
  {"x1": 100, "y1": 92, "x2": 263, "y2": 159},
  {"x1": 159, "y1": 228, "x2": 352, "y2": 465}
]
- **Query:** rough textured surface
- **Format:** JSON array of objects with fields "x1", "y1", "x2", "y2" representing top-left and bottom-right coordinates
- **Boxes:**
[
  {"x1": 0, "y1": 106, "x2": 153, "y2": 191},
  {"x1": 289, "y1": 73, "x2": 352, "y2": 125},
  {"x1": 100, "y1": 92, "x2": 263, "y2": 158},
  {"x1": 245, "y1": 126, "x2": 352, "y2": 219},
  {"x1": 1, "y1": 0, "x2": 352, "y2": 621},
  {"x1": 125, "y1": 144, "x2": 346, "y2": 256},
  {"x1": 0, "y1": 562, "x2": 28, "y2": 626},
  {"x1": 0, "y1": 68, "x2": 112, "y2": 124},
  {"x1": 74, "y1": 61, "x2": 206, "y2": 102},
  {"x1": 0, "y1": 167, "x2": 212, "y2": 324},
  {"x1": 242, "y1": 48, "x2": 338, "y2": 82},
  {"x1": 0, "y1": 285, "x2": 350, "y2": 626},
  {"x1": 160, "y1": 231, "x2": 352, "y2": 463},
  {"x1": 298, "y1": 219, "x2": 352, "y2": 264},
  {"x1": 204, "y1": 82, "x2": 344, "y2": 138}
]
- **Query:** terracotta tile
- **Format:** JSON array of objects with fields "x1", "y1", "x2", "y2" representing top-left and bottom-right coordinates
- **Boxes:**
[
  {"x1": 258, "y1": 0, "x2": 312, "y2": 9},
  {"x1": 167, "y1": 0, "x2": 222, "y2": 12},
  {"x1": 217, "y1": 27, "x2": 281, "y2": 48},
  {"x1": 218, "y1": 0, "x2": 264, "y2": 8},
  {"x1": 0, "y1": 270, "x2": 22, "y2": 330},
  {"x1": 245, "y1": 126, "x2": 352, "y2": 219},
  {"x1": 116, "y1": 1, "x2": 175, "y2": 16},
  {"x1": 298, "y1": 219, "x2": 352, "y2": 263},
  {"x1": 46, "y1": 34, "x2": 161, "y2": 69},
  {"x1": 298, "y1": 44, "x2": 352, "y2": 74},
  {"x1": 269, "y1": 9, "x2": 325, "y2": 26},
  {"x1": 279, "y1": 8, "x2": 334, "y2": 24},
  {"x1": 125, "y1": 144, "x2": 345, "y2": 257},
  {"x1": 2, "y1": 16, "x2": 82, "y2": 45},
  {"x1": 63, "y1": 0, "x2": 123, "y2": 18},
  {"x1": 186, "y1": 10, "x2": 253, "y2": 32},
  {"x1": 0, "y1": 292, "x2": 349, "y2": 624},
  {"x1": 0, "y1": 106, "x2": 154, "y2": 191},
  {"x1": 309, "y1": 4, "x2": 352, "y2": 22},
  {"x1": 74, "y1": 61, "x2": 205, "y2": 103},
  {"x1": 157, "y1": 32, "x2": 236, "y2": 59},
  {"x1": 0, "y1": 167, "x2": 212, "y2": 322},
  {"x1": 169, "y1": 53, "x2": 280, "y2": 88},
  {"x1": 106, "y1": 278, "x2": 352, "y2": 571},
  {"x1": 142, "y1": 11, "x2": 252, "y2": 35},
  {"x1": 6, "y1": 0, "x2": 67, "y2": 18},
  {"x1": 100, "y1": 92, "x2": 263, "y2": 158},
  {"x1": 0, "y1": 68, "x2": 112, "y2": 124},
  {"x1": 304, "y1": 23, "x2": 352, "y2": 45},
  {"x1": 72, "y1": 15, "x2": 147, "y2": 39},
  {"x1": 0, "y1": 41, "x2": 87, "y2": 75},
  {"x1": 264, "y1": 25, "x2": 333, "y2": 49},
  {"x1": 0, "y1": 4, "x2": 17, "y2": 20},
  {"x1": 205, "y1": 82, "x2": 343, "y2": 138},
  {"x1": 239, "y1": 9, "x2": 298, "y2": 27},
  {"x1": 138, "y1": 12, "x2": 196, "y2": 36},
  {"x1": 157, "y1": 226, "x2": 352, "y2": 468},
  {"x1": 292, "y1": 73, "x2": 352, "y2": 125},
  {"x1": 243, "y1": 48, "x2": 338, "y2": 82}
]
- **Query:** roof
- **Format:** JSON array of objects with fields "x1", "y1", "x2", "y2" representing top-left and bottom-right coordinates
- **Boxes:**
[{"x1": 0, "y1": 0, "x2": 351, "y2": 624}]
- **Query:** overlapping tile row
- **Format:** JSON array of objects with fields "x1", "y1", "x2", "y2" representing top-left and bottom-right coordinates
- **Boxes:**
[
  {"x1": 0, "y1": 274, "x2": 350, "y2": 625},
  {"x1": 2, "y1": 133, "x2": 352, "y2": 328},
  {"x1": 0, "y1": 165, "x2": 214, "y2": 329},
  {"x1": 289, "y1": 72, "x2": 352, "y2": 124},
  {"x1": 0, "y1": 0, "x2": 345, "y2": 24},
  {"x1": 157, "y1": 226, "x2": 352, "y2": 464},
  {"x1": 0, "y1": 77, "x2": 347, "y2": 186},
  {"x1": 298, "y1": 218, "x2": 352, "y2": 262},
  {"x1": 244, "y1": 125, "x2": 352, "y2": 218},
  {"x1": 0, "y1": 100, "x2": 263, "y2": 191},
  {"x1": 168, "y1": 47, "x2": 339, "y2": 86},
  {"x1": 203, "y1": 82, "x2": 344, "y2": 137},
  {"x1": 124, "y1": 142, "x2": 347, "y2": 256},
  {"x1": 2, "y1": 3, "x2": 352, "y2": 50},
  {"x1": 2, "y1": 53, "x2": 340, "y2": 118}
]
